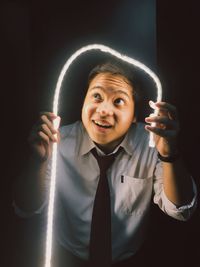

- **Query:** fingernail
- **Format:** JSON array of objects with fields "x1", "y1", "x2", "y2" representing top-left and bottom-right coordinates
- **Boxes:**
[{"x1": 53, "y1": 134, "x2": 58, "y2": 142}]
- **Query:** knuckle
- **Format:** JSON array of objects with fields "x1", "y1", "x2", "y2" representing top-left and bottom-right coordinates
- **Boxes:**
[
  {"x1": 41, "y1": 114, "x2": 46, "y2": 121},
  {"x1": 38, "y1": 131, "x2": 48, "y2": 141},
  {"x1": 38, "y1": 130, "x2": 44, "y2": 137},
  {"x1": 41, "y1": 123, "x2": 47, "y2": 130}
]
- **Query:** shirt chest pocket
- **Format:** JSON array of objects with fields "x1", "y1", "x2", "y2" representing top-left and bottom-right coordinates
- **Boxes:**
[{"x1": 114, "y1": 175, "x2": 153, "y2": 216}]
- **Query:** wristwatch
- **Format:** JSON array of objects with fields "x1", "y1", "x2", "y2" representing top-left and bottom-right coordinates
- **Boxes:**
[{"x1": 157, "y1": 151, "x2": 180, "y2": 163}]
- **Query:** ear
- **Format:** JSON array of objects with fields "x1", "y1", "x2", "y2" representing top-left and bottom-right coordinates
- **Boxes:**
[{"x1": 132, "y1": 116, "x2": 137, "y2": 123}]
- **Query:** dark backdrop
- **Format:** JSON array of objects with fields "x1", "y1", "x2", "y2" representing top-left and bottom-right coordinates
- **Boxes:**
[
  {"x1": 1, "y1": 1, "x2": 199, "y2": 266},
  {"x1": 156, "y1": 3, "x2": 200, "y2": 265}
]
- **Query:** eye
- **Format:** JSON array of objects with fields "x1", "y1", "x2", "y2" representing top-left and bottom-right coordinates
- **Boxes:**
[
  {"x1": 114, "y1": 98, "x2": 125, "y2": 106},
  {"x1": 93, "y1": 93, "x2": 102, "y2": 101}
]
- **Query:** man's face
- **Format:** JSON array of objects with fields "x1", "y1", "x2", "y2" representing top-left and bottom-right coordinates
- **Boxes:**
[{"x1": 81, "y1": 72, "x2": 135, "y2": 153}]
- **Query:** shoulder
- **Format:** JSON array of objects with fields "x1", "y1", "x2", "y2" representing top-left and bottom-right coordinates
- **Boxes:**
[
  {"x1": 58, "y1": 121, "x2": 84, "y2": 156},
  {"x1": 128, "y1": 122, "x2": 148, "y2": 140},
  {"x1": 59, "y1": 121, "x2": 82, "y2": 139},
  {"x1": 126, "y1": 122, "x2": 156, "y2": 154}
]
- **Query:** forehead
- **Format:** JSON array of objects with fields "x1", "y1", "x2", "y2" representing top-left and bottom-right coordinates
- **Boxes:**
[{"x1": 88, "y1": 73, "x2": 133, "y2": 93}]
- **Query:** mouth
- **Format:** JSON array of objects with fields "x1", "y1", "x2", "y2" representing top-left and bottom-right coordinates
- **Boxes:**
[{"x1": 92, "y1": 120, "x2": 112, "y2": 129}]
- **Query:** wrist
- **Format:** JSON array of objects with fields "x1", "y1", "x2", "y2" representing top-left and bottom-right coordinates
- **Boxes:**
[
  {"x1": 28, "y1": 153, "x2": 49, "y2": 167},
  {"x1": 157, "y1": 151, "x2": 180, "y2": 163}
]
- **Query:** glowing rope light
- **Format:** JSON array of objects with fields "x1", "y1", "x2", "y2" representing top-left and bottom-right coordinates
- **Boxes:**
[{"x1": 44, "y1": 44, "x2": 162, "y2": 267}]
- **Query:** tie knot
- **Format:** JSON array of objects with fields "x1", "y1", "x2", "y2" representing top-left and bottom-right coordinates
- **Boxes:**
[{"x1": 91, "y1": 149, "x2": 116, "y2": 173}]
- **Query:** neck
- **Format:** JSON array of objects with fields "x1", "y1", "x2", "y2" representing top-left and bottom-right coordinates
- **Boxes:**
[
  {"x1": 95, "y1": 144, "x2": 113, "y2": 155},
  {"x1": 94, "y1": 137, "x2": 125, "y2": 155}
]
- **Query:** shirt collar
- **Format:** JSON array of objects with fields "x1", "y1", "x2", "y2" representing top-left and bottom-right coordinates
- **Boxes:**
[
  {"x1": 79, "y1": 123, "x2": 96, "y2": 156},
  {"x1": 118, "y1": 129, "x2": 134, "y2": 156},
  {"x1": 79, "y1": 122, "x2": 136, "y2": 156}
]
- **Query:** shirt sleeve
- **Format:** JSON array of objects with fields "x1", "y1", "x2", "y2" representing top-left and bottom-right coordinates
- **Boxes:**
[
  {"x1": 153, "y1": 160, "x2": 198, "y2": 221},
  {"x1": 12, "y1": 200, "x2": 47, "y2": 218},
  {"x1": 13, "y1": 159, "x2": 51, "y2": 218}
]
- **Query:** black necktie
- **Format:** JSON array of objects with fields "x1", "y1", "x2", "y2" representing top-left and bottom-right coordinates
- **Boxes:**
[{"x1": 89, "y1": 149, "x2": 116, "y2": 267}]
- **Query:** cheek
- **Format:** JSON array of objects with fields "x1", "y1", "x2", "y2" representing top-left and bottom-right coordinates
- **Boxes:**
[
  {"x1": 82, "y1": 103, "x2": 96, "y2": 120},
  {"x1": 120, "y1": 108, "x2": 134, "y2": 125}
]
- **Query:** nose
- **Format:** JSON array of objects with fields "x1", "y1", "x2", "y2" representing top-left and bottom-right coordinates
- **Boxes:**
[{"x1": 96, "y1": 102, "x2": 114, "y2": 116}]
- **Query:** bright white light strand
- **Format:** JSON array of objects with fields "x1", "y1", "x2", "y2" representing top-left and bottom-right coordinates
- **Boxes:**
[{"x1": 44, "y1": 44, "x2": 162, "y2": 267}]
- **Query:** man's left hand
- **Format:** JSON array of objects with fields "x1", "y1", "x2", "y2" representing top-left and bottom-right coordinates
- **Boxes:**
[{"x1": 145, "y1": 101, "x2": 180, "y2": 157}]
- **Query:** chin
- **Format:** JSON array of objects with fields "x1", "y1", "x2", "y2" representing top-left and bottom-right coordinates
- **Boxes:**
[{"x1": 92, "y1": 137, "x2": 110, "y2": 146}]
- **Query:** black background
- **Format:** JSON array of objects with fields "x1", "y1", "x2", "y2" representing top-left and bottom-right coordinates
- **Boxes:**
[{"x1": 1, "y1": 1, "x2": 200, "y2": 266}]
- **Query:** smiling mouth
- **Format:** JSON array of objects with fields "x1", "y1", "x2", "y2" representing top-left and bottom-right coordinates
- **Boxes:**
[{"x1": 93, "y1": 120, "x2": 112, "y2": 129}]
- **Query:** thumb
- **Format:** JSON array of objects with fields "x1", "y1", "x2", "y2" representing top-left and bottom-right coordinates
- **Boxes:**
[
  {"x1": 53, "y1": 116, "x2": 61, "y2": 142},
  {"x1": 53, "y1": 116, "x2": 61, "y2": 130}
]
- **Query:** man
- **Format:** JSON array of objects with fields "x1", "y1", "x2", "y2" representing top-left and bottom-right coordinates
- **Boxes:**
[{"x1": 14, "y1": 60, "x2": 197, "y2": 267}]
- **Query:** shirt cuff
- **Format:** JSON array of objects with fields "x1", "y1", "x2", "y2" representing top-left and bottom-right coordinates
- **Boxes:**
[
  {"x1": 12, "y1": 200, "x2": 47, "y2": 218},
  {"x1": 161, "y1": 178, "x2": 197, "y2": 220}
]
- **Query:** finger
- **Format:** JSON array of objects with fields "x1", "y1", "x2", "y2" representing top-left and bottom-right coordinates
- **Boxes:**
[
  {"x1": 149, "y1": 101, "x2": 178, "y2": 121},
  {"x1": 155, "y1": 102, "x2": 178, "y2": 120},
  {"x1": 38, "y1": 130, "x2": 50, "y2": 145},
  {"x1": 145, "y1": 116, "x2": 177, "y2": 128},
  {"x1": 52, "y1": 118, "x2": 61, "y2": 142},
  {"x1": 39, "y1": 111, "x2": 58, "y2": 125},
  {"x1": 39, "y1": 123, "x2": 57, "y2": 142},
  {"x1": 145, "y1": 125, "x2": 177, "y2": 138},
  {"x1": 57, "y1": 131, "x2": 61, "y2": 143},
  {"x1": 155, "y1": 102, "x2": 176, "y2": 111},
  {"x1": 53, "y1": 116, "x2": 61, "y2": 131},
  {"x1": 39, "y1": 114, "x2": 60, "y2": 134},
  {"x1": 39, "y1": 111, "x2": 57, "y2": 120},
  {"x1": 157, "y1": 107, "x2": 178, "y2": 121},
  {"x1": 149, "y1": 100, "x2": 157, "y2": 110},
  {"x1": 39, "y1": 114, "x2": 57, "y2": 134}
]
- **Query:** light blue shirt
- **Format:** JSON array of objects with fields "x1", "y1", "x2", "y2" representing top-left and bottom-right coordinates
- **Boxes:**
[{"x1": 45, "y1": 121, "x2": 197, "y2": 261}]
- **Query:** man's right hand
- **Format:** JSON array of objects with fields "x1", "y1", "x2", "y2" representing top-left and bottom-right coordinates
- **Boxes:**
[{"x1": 28, "y1": 112, "x2": 61, "y2": 162}]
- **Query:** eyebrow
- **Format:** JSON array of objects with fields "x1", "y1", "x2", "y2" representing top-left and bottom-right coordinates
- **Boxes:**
[{"x1": 89, "y1": 86, "x2": 131, "y2": 98}]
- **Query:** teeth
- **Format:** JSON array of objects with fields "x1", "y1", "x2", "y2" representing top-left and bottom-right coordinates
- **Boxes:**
[
  {"x1": 94, "y1": 120, "x2": 111, "y2": 128},
  {"x1": 95, "y1": 121, "x2": 108, "y2": 126}
]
